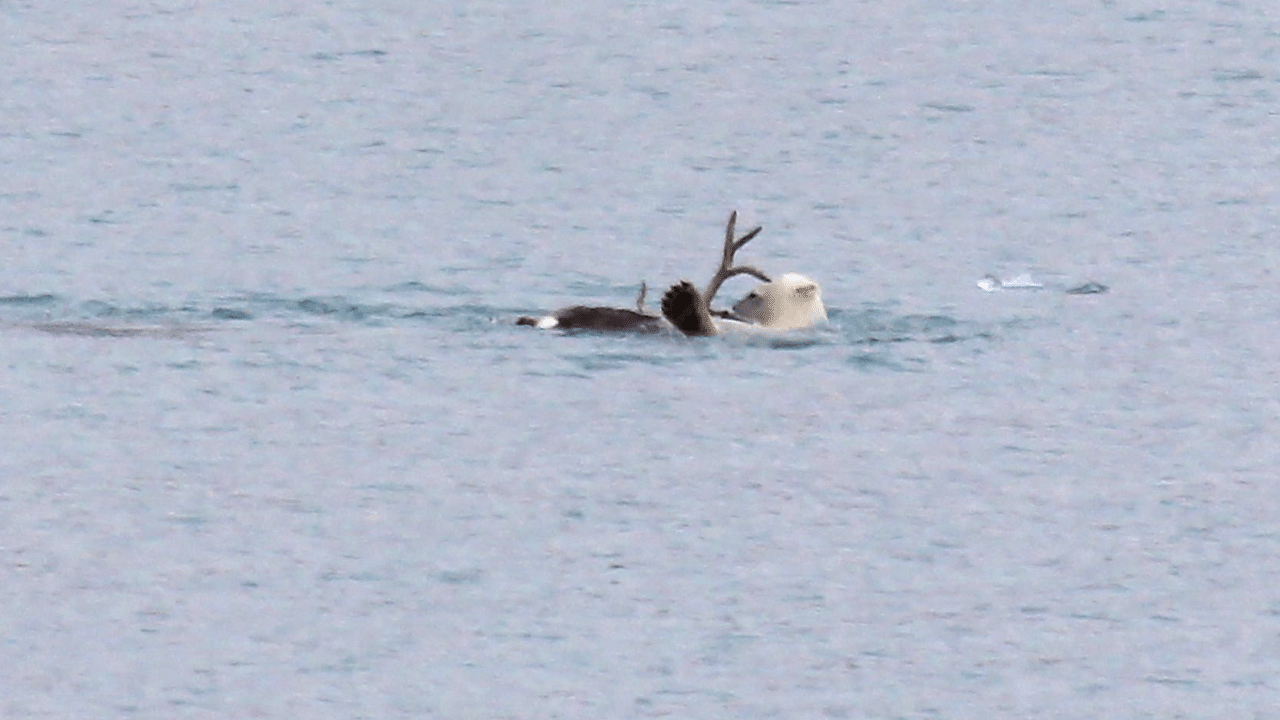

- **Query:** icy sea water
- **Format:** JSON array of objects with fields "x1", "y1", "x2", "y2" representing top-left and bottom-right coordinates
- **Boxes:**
[{"x1": 4, "y1": 1, "x2": 1280, "y2": 718}]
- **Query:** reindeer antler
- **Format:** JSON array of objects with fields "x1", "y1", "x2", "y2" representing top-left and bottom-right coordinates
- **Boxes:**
[{"x1": 703, "y1": 211, "x2": 771, "y2": 307}]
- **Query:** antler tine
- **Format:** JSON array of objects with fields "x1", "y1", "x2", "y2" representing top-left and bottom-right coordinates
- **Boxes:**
[
  {"x1": 733, "y1": 225, "x2": 762, "y2": 253},
  {"x1": 703, "y1": 211, "x2": 771, "y2": 306}
]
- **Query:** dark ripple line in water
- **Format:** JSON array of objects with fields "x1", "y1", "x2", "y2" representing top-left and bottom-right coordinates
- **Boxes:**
[
  {"x1": 214, "y1": 293, "x2": 445, "y2": 325},
  {"x1": 24, "y1": 321, "x2": 210, "y2": 339},
  {"x1": 1, "y1": 288, "x2": 517, "y2": 333},
  {"x1": 383, "y1": 280, "x2": 469, "y2": 295},
  {"x1": 838, "y1": 310, "x2": 997, "y2": 347},
  {"x1": 211, "y1": 307, "x2": 253, "y2": 320},
  {"x1": 0, "y1": 293, "x2": 59, "y2": 306},
  {"x1": 79, "y1": 299, "x2": 199, "y2": 320},
  {"x1": 846, "y1": 350, "x2": 926, "y2": 372},
  {"x1": 563, "y1": 349, "x2": 692, "y2": 372}
]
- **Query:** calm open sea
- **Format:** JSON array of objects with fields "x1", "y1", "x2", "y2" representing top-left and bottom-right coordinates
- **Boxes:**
[{"x1": 4, "y1": 1, "x2": 1280, "y2": 718}]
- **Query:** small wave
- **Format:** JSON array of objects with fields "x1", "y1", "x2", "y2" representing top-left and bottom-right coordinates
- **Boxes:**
[
  {"x1": 1213, "y1": 68, "x2": 1265, "y2": 83},
  {"x1": 309, "y1": 49, "x2": 388, "y2": 62},
  {"x1": 211, "y1": 307, "x2": 253, "y2": 320},
  {"x1": 0, "y1": 293, "x2": 59, "y2": 306},
  {"x1": 383, "y1": 280, "x2": 463, "y2": 295},
  {"x1": 79, "y1": 299, "x2": 191, "y2": 320},
  {"x1": 27, "y1": 322, "x2": 208, "y2": 339},
  {"x1": 566, "y1": 350, "x2": 686, "y2": 372},
  {"x1": 847, "y1": 350, "x2": 924, "y2": 372},
  {"x1": 213, "y1": 293, "x2": 425, "y2": 324},
  {"x1": 295, "y1": 297, "x2": 379, "y2": 320},
  {"x1": 840, "y1": 310, "x2": 991, "y2": 346},
  {"x1": 1065, "y1": 281, "x2": 1109, "y2": 295}
]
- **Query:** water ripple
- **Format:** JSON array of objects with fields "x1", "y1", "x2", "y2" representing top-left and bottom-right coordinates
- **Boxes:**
[{"x1": 0, "y1": 293, "x2": 59, "y2": 306}]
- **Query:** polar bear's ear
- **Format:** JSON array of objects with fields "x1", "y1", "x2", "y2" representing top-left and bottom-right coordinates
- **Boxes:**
[{"x1": 794, "y1": 283, "x2": 818, "y2": 298}]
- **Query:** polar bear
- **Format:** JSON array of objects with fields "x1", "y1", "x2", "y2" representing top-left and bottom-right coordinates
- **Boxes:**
[{"x1": 662, "y1": 273, "x2": 827, "y2": 336}]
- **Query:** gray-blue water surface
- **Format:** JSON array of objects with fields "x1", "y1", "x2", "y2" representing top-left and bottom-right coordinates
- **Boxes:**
[{"x1": 4, "y1": 1, "x2": 1280, "y2": 718}]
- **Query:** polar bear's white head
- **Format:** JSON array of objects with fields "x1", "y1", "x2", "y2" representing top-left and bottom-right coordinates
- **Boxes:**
[{"x1": 730, "y1": 273, "x2": 827, "y2": 330}]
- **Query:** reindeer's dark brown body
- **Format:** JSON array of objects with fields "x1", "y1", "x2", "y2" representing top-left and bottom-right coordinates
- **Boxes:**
[{"x1": 516, "y1": 306, "x2": 663, "y2": 332}]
